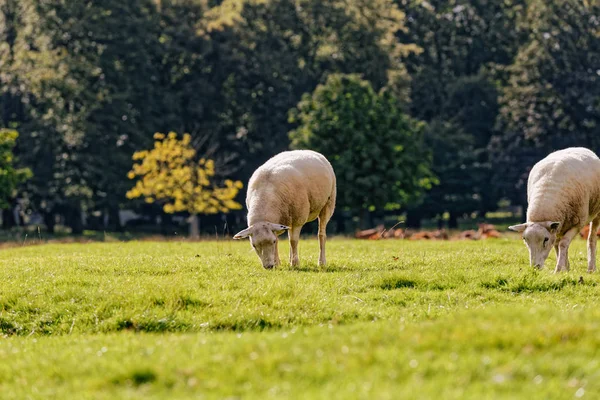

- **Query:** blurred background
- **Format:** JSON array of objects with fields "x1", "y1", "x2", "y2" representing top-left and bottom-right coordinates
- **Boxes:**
[{"x1": 0, "y1": 0, "x2": 598, "y2": 240}]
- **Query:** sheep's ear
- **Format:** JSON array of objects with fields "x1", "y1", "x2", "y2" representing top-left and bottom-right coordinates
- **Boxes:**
[
  {"x1": 233, "y1": 226, "x2": 253, "y2": 240},
  {"x1": 508, "y1": 223, "x2": 529, "y2": 233},
  {"x1": 543, "y1": 221, "x2": 561, "y2": 233},
  {"x1": 267, "y1": 223, "x2": 290, "y2": 234}
]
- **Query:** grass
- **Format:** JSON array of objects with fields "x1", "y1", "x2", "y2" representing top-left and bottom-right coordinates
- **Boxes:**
[{"x1": 1, "y1": 237, "x2": 600, "y2": 399}]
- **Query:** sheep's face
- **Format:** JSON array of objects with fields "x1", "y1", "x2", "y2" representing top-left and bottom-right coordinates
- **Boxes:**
[
  {"x1": 233, "y1": 222, "x2": 290, "y2": 269},
  {"x1": 509, "y1": 221, "x2": 560, "y2": 269}
]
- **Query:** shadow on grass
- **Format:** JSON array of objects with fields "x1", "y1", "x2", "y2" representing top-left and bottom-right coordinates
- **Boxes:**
[
  {"x1": 286, "y1": 263, "x2": 413, "y2": 274},
  {"x1": 115, "y1": 318, "x2": 191, "y2": 333},
  {"x1": 112, "y1": 368, "x2": 158, "y2": 387},
  {"x1": 378, "y1": 275, "x2": 455, "y2": 291},
  {"x1": 286, "y1": 264, "x2": 356, "y2": 273},
  {"x1": 481, "y1": 275, "x2": 594, "y2": 292}
]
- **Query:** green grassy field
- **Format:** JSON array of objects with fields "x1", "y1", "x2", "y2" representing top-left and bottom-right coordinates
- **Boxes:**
[{"x1": 1, "y1": 237, "x2": 600, "y2": 399}]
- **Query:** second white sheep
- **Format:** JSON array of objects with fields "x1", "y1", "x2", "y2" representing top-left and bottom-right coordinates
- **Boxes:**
[
  {"x1": 509, "y1": 147, "x2": 600, "y2": 272},
  {"x1": 233, "y1": 150, "x2": 336, "y2": 269}
]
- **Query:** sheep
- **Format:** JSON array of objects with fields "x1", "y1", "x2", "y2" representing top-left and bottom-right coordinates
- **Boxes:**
[
  {"x1": 233, "y1": 150, "x2": 336, "y2": 269},
  {"x1": 509, "y1": 147, "x2": 600, "y2": 272}
]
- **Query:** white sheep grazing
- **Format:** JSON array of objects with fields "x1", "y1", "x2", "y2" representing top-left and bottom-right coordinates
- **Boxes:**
[
  {"x1": 509, "y1": 147, "x2": 600, "y2": 272},
  {"x1": 233, "y1": 150, "x2": 336, "y2": 269}
]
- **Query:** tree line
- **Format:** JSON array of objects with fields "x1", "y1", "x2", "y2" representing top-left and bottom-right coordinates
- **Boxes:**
[{"x1": 0, "y1": 0, "x2": 598, "y2": 234}]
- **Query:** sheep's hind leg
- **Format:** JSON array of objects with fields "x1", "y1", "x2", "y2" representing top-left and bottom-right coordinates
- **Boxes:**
[
  {"x1": 288, "y1": 227, "x2": 301, "y2": 267},
  {"x1": 588, "y1": 218, "x2": 600, "y2": 273},
  {"x1": 317, "y1": 210, "x2": 332, "y2": 266},
  {"x1": 555, "y1": 227, "x2": 578, "y2": 273}
]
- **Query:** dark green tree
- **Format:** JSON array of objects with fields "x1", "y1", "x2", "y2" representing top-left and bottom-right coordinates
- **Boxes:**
[
  {"x1": 289, "y1": 74, "x2": 434, "y2": 227},
  {"x1": 408, "y1": 73, "x2": 501, "y2": 228},
  {"x1": 0, "y1": 0, "x2": 96, "y2": 233},
  {"x1": 396, "y1": 0, "x2": 527, "y2": 227},
  {"x1": 491, "y1": 0, "x2": 600, "y2": 212},
  {"x1": 202, "y1": 0, "x2": 416, "y2": 179},
  {"x1": 53, "y1": 0, "x2": 164, "y2": 231}
]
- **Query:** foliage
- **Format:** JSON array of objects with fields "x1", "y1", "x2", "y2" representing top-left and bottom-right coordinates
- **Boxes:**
[
  {"x1": 396, "y1": 0, "x2": 527, "y2": 226},
  {"x1": 1, "y1": 0, "x2": 421, "y2": 231},
  {"x1": 2, "y1": 239, "x2": 600, "y2": 397},
  {"x1": 1, "y1": 0, "x2": 96, "y2": 230},
  {"x1": 500, "y1": 0, "x2": 600, "y2": 147},
  {"x1": 199, "y1": 0, "x2": 417, "y2": 177},
  {"x1": 409, "y1": 74, "x2": 501, "y2": 226},
  {"x1": 290, "y1": 74, "x2": 434, "y2": 217},
  {"x1": 0, "y1": 129, "x2": 30, "y2": 208},
  {"x1": 1, "y1": 0, "x2": 599, "y2": 231},
  {"x1": 126, "y1": 132, "x2": 243, "y2": 216},
  {"x1": 491, "y1": 0, "x2": 600, "y2": 206}
]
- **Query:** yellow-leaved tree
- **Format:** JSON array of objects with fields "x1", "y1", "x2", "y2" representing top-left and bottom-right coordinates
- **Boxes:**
[{"x1": 126, "y1": 132, "x2": 243, "y2": 238}]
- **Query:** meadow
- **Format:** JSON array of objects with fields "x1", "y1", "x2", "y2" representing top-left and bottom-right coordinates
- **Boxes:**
[{"x1": 1, "y1": 237, "x2": 600, "y2": 399}]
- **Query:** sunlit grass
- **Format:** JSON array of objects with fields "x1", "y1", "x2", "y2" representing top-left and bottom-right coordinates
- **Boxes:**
[{"x1": 1, "y1": 238, "x2": 599, "y2": 398}]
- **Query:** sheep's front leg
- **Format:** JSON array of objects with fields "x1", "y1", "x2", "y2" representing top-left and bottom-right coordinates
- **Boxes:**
[
  {"x1": 274, "y1": 236, "x2": 281, "y2": 266},
  {"x1": 555, "y1": 228, "x2": 578, "y2": 273},
  {"x1": 553, "y1": 243, "x2": 570, "y2": 270},
  {"x1": 588, "y1": 218, "x2": 600, "y2": 273},
  {"x1": 288, "y1": 227, "x2": 301, "y2": 267}
]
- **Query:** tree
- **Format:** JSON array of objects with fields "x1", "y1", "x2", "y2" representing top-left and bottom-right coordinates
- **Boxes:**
[
  {"x1": 200, "y1": 0, "x2": 417, "y2": 182},
  {"x1": 1, "y1": 0, "x2": 108, "y2": 233},
  {"x1": 126, "y1": 132, "x2": 243, "y2": 238},
  {"x1": 289, "y1": 74, "x2": 434, "y2": 228},
  {"x1": 395, "y1": 0, "x2": 528, "y2": 227},
  {"x1": 24, "y1": 0, "x2": 167, "y2": 232},
  {"x1": 0, "y1": 129, "x2": 31, "y2": 211},
  {"x1": 491, "y1": 0, "x2": 600, "y2": 212},
  {"x1": 2, "y1": 0, "x2": 420, "y2": 233},
  {"x1": 1, "y1": 0, "x2": 185, "y2": 233},
  {"x1": 407, "y1": 73, "x2": 501, "y2": 228}
]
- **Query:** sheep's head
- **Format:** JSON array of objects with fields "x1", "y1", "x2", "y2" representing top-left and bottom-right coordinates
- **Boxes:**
[
  {"x1": 509, "y1": 221, "x2": 560, "y2": 269},
  {"x1": 233, "y1": 222, "x2": 290, "y2": 269}
]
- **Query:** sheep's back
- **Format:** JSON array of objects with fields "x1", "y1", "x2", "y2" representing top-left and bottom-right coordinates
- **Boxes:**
[
  {"x1": 246, "y1": 150, "x2": 336, "y2": 224},
  {"x1": 527, "y1": 148, "x2": 600, "y2": 230}
]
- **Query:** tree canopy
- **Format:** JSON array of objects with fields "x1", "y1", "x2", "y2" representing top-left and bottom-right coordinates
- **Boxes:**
[
  {"x1": 0, "y1": 0, "x2": 598, "y2": 232},
  {"x1": 491, "y1": 0, "x2": 600, "y2": 209},
  {"x1": 290, "y1": 74, "x2": 434, "y2": 225}
]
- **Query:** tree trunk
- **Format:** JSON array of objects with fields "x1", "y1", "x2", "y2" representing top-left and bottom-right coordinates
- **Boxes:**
[
  {"x1": 437, "y1": 217, "x2": 444, "y2": 229},
  {"x1": 189, "y1": 214, "x2": 200, "y2": 239},
  {"x1": 358, "y1": 209, "x2": 372, "y2": 230},
  {"x1": 373, "y1": 209, "x2": 385, "y2": 228},
  {"x1": 161, "y1": 212, "x2": 173, "y2": 236},
  {"x1": 335, "y1": 211, "x2": 347, "y2": 234},
  {"x1": 43, "y1": 211, "x2": 56, "y2": 234},
  {"x1": 109, "y1": 206, "x2": 123, "y2": 232},
  {"x1": 2, "y1": 208, "x2": 15, "y2": 229},
  {"x1": 405, "y1": 209, "x2": 422, "y2": 229},
  {"x1": 67, "y1": 204, "x2": 84, "y2": 235},
  {"x1": 13, "y1": 205, "x2": 22, "y2": 226},
  {"x1": 448, "y1": 212, "x2": 459, "y2": 229}
]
